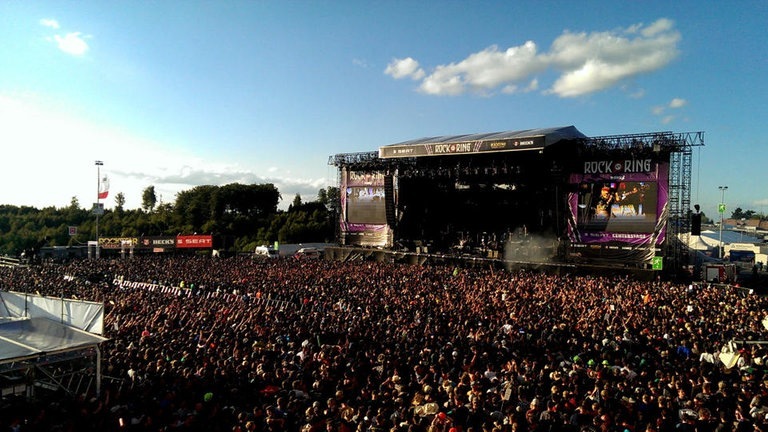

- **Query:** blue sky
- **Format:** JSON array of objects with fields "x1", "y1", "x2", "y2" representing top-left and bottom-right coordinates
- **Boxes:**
[{"x1": 0, "y1": 1, "x2": 766, "y2": 217}]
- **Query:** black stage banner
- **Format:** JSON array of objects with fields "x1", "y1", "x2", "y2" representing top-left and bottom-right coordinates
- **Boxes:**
[{"x1": 379, "y1": 136, "x2": 545, "y2": 159}]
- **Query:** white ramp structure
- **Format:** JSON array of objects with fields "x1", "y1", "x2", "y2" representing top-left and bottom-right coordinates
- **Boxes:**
[{"x1": 0, "y1": 291, "x2": 108, "y2": 398}]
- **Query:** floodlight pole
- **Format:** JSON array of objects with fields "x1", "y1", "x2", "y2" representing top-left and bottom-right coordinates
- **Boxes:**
[
  {"x1": 718, "y1": 185, "x2": 728, "y2": 259},
  {"x1": 95, "y1": 160, "x2": 103, "y2": 259}
]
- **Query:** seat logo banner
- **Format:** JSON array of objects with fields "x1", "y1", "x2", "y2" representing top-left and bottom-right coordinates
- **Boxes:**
[{"x1": 176, "y1": 235, "x2": 213, "y2": 248}]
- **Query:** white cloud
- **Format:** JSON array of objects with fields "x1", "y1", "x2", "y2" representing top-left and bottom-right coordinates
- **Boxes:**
[
  {"x1": 384, "y1": 57, "x2": 425, "y2": 80},
  {"x1": 40, "y1": 19, "x2": 91, "y2": 56},
  {"x1": 546, "y1": 19, "x2": 680, "y2": 97},
  {"x1": 525, "y1": 78, "x2": 539, "y2": 92},
  {"x1": 651, "y1": 98, "x2": 687, "y2": 125},
  {"x1": 641, "y1": 18, "x2": 675, "y2": 37},
  {"x1": 387, "y1": 18, "x2": 680, "y2": 98},
  {"x1": 501, "y1": 84, "x2": 518, "y2": 94},
  {"x1": 53, "y1": 32, "x2": 90, "y2": 56},
  {"x1": 125, "y1": 164, "x2": 327, "y2": 208},
  {"x1": 548, "y1": 59, "x2": 618, "y2": 97},
  {"x1": 40, "y1": 18, "x2": 60, "y2": 29},
  {"x1": 352, "y1": 58, "x2": 368, "y2": 68},
  {"x1": 418, "y1": 42, "x2": 543, "y2": 96},
  {"x1": 669, "y1": 98, "x2": 687, "y2": 108},
  {"x1": 0, "y1": 94, "x2": 330, "y2": 211}
]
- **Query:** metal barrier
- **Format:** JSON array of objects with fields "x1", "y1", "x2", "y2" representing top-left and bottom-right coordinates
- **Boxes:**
[{"x1": 0, "y1": 256, "x2": 21, "y2": 267}]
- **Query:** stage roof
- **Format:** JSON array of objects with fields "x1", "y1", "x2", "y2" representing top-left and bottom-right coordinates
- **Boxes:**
[
  {"x1": 0, "y1": 317, "x2": 107, "y2": 364},
  {"x1": 379, "y1": 125, "x2": 586, "y2": 159}
]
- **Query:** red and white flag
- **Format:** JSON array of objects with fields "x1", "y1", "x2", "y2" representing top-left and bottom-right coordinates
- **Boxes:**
[{"x1": 98, "y1": 175, "x2": 110, "y2": 199}]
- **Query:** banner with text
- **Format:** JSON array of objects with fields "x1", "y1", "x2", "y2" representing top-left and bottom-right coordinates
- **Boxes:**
[
  {"x1": 379, "y1": 136, "x2": 545, "y2": 159},
  {"x1": 176, "y1": 235, "x2": 213, "y2": 249}
]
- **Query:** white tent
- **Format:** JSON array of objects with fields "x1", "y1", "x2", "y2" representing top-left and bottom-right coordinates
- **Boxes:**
[
  {"x1": 688, "y1": 235, "x2": 713, "y2": 251},
  {"x1": 0, "y1": 292, "x2": 108, "y2": 398},
  {"x1": 678, "y1": 233, "x2": 714, "y2": 251},
  {"x1": 0, "y1": 317, "x2": 107, "y2": 362}
]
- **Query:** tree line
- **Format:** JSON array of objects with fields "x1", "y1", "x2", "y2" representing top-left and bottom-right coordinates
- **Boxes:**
[{"x1": 0, "y1": 183, "x2": 340, "y2": 257}]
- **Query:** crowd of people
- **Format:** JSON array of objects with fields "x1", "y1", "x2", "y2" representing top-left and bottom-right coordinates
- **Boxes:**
[{"x1": 1, "y1": 254, "x2": 767, "y2": 432}]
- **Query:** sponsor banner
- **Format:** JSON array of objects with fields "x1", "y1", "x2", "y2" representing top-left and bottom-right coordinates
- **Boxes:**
[
  {"x1": 346, "y1": 171, "x2": 386, "y2": 187},
  {"x1": 138, "y1": 236, "x2": 177, "y2": 249},
  {"x1": 176, "y1": 234, "x2": 213, "y2": 248},
  {"x1": 99, "y1": 237, "x2": 138, "y2": 249},
  {"x1": 582, "y1": 159, "x2": 655, "y2": 175},
  {"x1": 342, "y1": 225, "x2": 391, "y2": 248},
  {"x1": 575, "y1": 232, "x2": 654, "y2": 245},
  {"x1": 568, "y1": 242, "x2": 663, "y2": 264},
  {"x1": 343, "y1": 223, "x2": 388, "y2": 233},
  {"x1": 379, "y1": 136, "x2": 545, "y2": 159}
]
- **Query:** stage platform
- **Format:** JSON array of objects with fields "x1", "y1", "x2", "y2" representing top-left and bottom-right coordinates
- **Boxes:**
[{"x1": 323, "y1": 245, "x2": 660, "y2": 280}]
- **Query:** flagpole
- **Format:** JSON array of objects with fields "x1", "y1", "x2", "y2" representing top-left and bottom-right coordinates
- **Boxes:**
[{"x1": 95, "y1": 160, "x2": 103, "y2": 259}]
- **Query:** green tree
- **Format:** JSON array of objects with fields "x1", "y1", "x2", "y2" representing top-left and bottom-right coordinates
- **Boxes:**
[
  {"x1": 731, "y1": 208, "x2": 757, "y2": 220},
  {"x1": 317, "y1": 188, "x2": 328, "y2": 206},
  {"x1": 322, "y1": 186, "x2": 340, "y2": 219},
  {"x1": 115, "y1": 192, "x2": 126, "y2": 212},
  {"x1": 289, "y1": 194, "x2": 302, "y2": 211},
  {"x1": 174, "y1": 185, "x2": 218, "y2": 234},
  {"x1": 142, "y1": 186, "x2": 157, "y2": 213},
  {"x1": 0, "y1": 181, "x2": 336, "y2": 256}
]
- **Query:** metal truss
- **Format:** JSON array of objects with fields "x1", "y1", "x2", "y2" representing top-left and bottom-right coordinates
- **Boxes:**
[
  {"x1": 584, "y1": 131, "x2": 704, "y2": 153},
  {"x1": 0, "y1": 347, "x2": 102, "y2": 398},
  {"x1": 328, "y1": 151, "x2": 381, "y2": 167}
]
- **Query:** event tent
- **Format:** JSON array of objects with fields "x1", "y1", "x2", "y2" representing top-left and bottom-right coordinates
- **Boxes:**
[{"x1": 0, "y1": 291, "x2": 107, "y2": 398}]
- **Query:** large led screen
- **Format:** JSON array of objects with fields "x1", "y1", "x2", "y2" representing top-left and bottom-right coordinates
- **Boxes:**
[
  {"x1": 568, "y1": 158, "x2": 669, "y2": 247},
  {"x1": 340, "y1": 169, "x2": 392, "y2": 247},
  {"x1": 346, "y1": 186, "x2": 386, "y2": 224},
  {"x1": 575, "y1": 181, "x2": 658, "y2": 234}
]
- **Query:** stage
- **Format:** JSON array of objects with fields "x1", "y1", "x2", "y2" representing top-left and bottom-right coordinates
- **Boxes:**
[
  {"x1": 323, "y1": 243, "x2": 661, "y2": 281},
  {"x1": 329, "y1": 127, "x2": 703, "y2": 277}
]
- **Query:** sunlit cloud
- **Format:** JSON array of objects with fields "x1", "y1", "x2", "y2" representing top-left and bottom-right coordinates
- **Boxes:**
[
  {"x1": 418, "y1": 42, "x2": 544, "y2": 96},
  {"x1": 39, "y1": 18, "x2": 60, "y2": 29},
  {"x1": 651, "y1": 97, "x2": 687, "y2": 125},
  {"x1": 40, "y1": 18, "x2": 91, "y2": 56},
  {"x1": 669, "y1": 98, "x2": 687, "y2": 108},
  {"x1": 384, "y1": 57, "x2": 425, "y2": 80},
  {"x1": 387, "y1": 18, "x2": 680, "y2": 98},
  {"x1": 53, "y1": 32, "x2": 89, "y2": 56}
]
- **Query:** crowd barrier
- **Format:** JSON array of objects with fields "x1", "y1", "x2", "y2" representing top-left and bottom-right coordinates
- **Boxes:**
[{"x1": 110, "y1": 278, "x2": 299, "y2": 310}]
